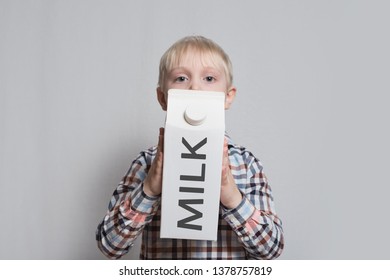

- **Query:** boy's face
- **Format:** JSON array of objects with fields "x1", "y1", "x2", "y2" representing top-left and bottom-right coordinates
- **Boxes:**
[{"x1": 157, "y1": 51, "x2": 236, "y2": 111}]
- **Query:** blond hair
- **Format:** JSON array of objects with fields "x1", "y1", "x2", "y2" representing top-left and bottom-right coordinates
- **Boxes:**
[{"x1": 158, "y1": 36, "x2": 233, "y2": 92}]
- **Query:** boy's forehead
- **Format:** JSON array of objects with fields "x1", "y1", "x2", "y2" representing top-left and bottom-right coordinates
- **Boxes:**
[{"x1": 172, "y1": 49, "x2": 225, "y2": 70}]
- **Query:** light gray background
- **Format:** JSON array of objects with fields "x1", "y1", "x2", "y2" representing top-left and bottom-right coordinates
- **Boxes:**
[{"x1": 1, "y1": 0, "x2": 389, "y2": 259}]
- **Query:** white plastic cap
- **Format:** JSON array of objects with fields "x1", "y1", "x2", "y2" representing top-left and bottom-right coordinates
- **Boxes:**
[{"x1": 184, "y1": 104, "x2": 207, "y2": 126}]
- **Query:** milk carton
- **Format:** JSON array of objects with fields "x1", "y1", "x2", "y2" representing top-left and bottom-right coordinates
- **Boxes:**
[{"x1": 160, "y1": 89, "x2": 225, "y2": 241}]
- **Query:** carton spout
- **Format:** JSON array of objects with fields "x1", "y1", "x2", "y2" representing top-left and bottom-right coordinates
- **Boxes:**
[{"x1": 184, "y1": 104, "x2": 207, "y2": 126}]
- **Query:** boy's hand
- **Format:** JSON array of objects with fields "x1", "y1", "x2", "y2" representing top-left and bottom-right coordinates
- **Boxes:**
[
  {"x1": 220, "y1": 138, "x2": 242, "y2": 209},
  {"x1": 143, "y1": 128, "x2": 164, "y2": 197}
]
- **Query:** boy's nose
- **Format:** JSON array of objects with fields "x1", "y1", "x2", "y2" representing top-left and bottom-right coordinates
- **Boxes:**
[{"x1": 189, "y1": 80, "x2": 201, "y2": 90}]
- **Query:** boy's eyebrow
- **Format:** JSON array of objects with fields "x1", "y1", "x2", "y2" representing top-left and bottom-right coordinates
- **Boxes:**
[
  {"x1": 169, "y1": 66, "x2": 222, "y2": 73},
  {"x1": 167, "y1": 67, "x2": 189, "y2": 77},
  {"x1": 202, "y1": 66, "x2": 222, "y2": 73}
]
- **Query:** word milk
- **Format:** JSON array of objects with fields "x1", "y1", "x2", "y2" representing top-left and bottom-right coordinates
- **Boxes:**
[{"x1": 160, "y1": 89, "x2": 225, "y2": 241}]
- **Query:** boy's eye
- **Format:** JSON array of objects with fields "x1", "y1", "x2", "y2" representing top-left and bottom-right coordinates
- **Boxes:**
[
  {"x1": 175, "y1": 76, "x2": 188, "y2": 82},
  {"x1": 204, "y1": 76, "x2": 215, "y2": 82}
]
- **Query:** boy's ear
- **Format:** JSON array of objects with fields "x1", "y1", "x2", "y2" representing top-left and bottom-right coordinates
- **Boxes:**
[
  {"x1": 156, "y1": 87, "x2": 167, "y2": 111},
  {"x1": 225, "y1": 86, "x2": 237, "y2": 109}
]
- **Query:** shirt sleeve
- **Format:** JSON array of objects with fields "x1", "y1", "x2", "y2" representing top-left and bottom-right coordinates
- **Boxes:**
[
  {"x1": 95, "y1": 148, "x2": 160, "y2": 259},
  {"x1": 221, "y1": 149, "x2": 284, "y2": 260}
]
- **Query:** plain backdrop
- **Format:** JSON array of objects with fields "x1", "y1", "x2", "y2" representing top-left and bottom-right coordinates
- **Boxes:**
[{"x1": 1, "y1": 0, "x2": 389, "y2": 259}]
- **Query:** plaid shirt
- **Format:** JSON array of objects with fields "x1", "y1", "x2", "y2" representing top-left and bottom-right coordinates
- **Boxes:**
[{"x1": 96, "y1": 135, "x2": 284, "y2": 259}]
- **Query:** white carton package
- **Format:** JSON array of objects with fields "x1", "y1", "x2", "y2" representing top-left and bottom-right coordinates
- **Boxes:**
[{"x1": 160, "y1": 89, "x2": 225, "y2": 241}]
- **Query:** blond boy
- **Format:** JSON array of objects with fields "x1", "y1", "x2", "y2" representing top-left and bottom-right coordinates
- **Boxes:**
[{"x1": 96, "y1": 36, "x2": 284, "y2": 259}]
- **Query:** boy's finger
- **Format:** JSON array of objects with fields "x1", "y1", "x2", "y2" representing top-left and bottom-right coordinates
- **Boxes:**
[
  {"x1": 155, "y1": 151, "x2": 163, "y2": 176},
  {"x1": 158, "y1": 127, "x2": 164, "y2": 152}
]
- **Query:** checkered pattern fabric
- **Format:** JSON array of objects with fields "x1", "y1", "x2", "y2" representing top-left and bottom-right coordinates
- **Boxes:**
[{"x1": 96, "y1": 135, "x2": 284, "y2": 259}]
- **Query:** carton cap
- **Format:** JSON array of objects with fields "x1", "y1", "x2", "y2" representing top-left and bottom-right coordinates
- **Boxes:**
[{"x1": 184, "y1": 104, "x2": 207, "y2": 126}]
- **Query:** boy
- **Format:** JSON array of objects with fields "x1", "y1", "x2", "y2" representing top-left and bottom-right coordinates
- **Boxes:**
[{"x1": 96, "y1": 36, "x2": 284, "y2": 259}]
